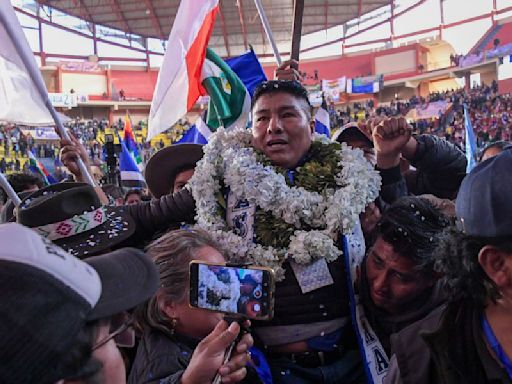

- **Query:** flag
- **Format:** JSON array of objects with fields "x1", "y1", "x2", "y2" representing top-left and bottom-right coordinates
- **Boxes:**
[
  {"x1": 202, "y1": 48, "x2": 251, "y2": 131},
  {"x1": 464, "y1": 104, "x2": 478, "y2": 173},
  {"x1": 315, "y1": 96, "x2": 331, "y2": 137},
  {"x1": 176, "y1": 116, "x2": 211, "y2": 144},
  {"x1": 27, "y1": 150, "x2": 57, "y2": 185},
  {"x1": 147, "y1": 0, "x2": 219, "y2": 141},
  {"x1": 0, "y1": 2, "x2": 54, "y2": 126},
  {"x1": 225, "y1": 49, "x2": 267, "y2": 98},
  {"x1": 123, "y1": 114, "x2": 143, "y2": 171},
  {"x1": 118, "y1": 135, "x2": 146, "y2": 188}
]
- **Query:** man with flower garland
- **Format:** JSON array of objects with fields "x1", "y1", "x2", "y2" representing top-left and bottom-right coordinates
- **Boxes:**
[{"x1": 189, "y1": 79, "x2": 381, "y2": 384}]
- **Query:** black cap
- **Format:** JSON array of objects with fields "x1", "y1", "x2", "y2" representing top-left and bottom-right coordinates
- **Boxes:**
[{"x1": 456, "y1": 148, "x2": 512, "y2": 237}]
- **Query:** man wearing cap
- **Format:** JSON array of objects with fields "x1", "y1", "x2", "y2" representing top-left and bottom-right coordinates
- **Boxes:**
[
  {"x1": 0, "y1": 223, "x2": 254, "y2": 384},
  {"x1": 384, "y1": 149, "x2": 512, "y2": 384}
]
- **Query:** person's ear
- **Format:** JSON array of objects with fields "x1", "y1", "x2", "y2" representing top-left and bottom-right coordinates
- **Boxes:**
[
  {"x1": 157, "y1": 291, "x2": 178, "y2": 319},
  {"x1": 478, "y1": 245, "x2": 511, "y2": 289}
]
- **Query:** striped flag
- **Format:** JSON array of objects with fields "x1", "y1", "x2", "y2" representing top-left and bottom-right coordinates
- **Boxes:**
[
  {"x1": 314, "y1": 96, "x2": 331, "y2": 137},
  {"x1": 202, "y1": 48, "x2": 251, "y2": 131},
  {"x1": 176, "y1": 116, "x2": 211, "y2": 144},
  {"x1": 118, "y1": 134, "x2": 146, "y2": 188},
  {"x1": 225, "y1": 49, "x2": 267, "y2": 98},
  {"x1": 147, "y1": 0, "x2": 219, "y2": 141},
  {"x1": 123, "y1": 114, "x2": 143, "y2": 170},
  {"x1": 464, "y1": 104, "x2": 478, "y2": 173},
  {"x1": 27, "y1": 150, "x2": 56, "y2": 185}
]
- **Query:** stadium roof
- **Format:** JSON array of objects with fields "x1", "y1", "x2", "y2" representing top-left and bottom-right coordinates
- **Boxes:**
[{"x1": 35, "y1": 0, "x2": 392, "y2": 57}]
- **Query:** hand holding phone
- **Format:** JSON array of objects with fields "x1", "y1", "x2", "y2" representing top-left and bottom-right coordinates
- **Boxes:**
[{"x1": 189, "y1": 261, "x2": 275, "y2": 321}]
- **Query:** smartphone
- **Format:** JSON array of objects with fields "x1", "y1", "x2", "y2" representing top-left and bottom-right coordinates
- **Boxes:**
[{"x1": 189, "y1": 261, "x2": 275, "y2": 321}]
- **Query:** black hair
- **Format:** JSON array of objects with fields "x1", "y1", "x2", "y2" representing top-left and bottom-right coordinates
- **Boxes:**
[
  {"x1": 479, "y1": 140, "x2": 511, "y2": 162},
  {"x1": 375, "y1": 196, "x2": 449, "y2": 275},
  {"x1": 434, "y1": 227, "x2": 512, "y2": 306},
  {"x1": 7, "y1": 172, "x2": 44, "y2": 193},
  {"x1": 54, "y1": 321, "x2": 103, "y2": 383},
  {"x1": 252, "y1": 80, "x2": 312, "y2": 118},
  {"x1": 124, "y1": 188, "x2": 143, "y2": 202}
]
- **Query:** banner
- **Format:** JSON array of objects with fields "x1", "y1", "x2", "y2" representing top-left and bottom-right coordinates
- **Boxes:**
[
  {"x1": 21, "y1": 127, "x2": 60, "y2": 140},
  {"x1": 347, "y1": 75, "x2": 382, "y2": 94},
  {"x1": 485, "y1": 42, "x2": 512, "y2": 60},
  {"x1": 458, "y1": 53, "x2": 484, "y2": 68},
  {"x1": 405, "y1": 100, "x2": 451, "y2": 120},
  {"x1": 322, "y1": 77, "x2": 346, "y2": 100},
  {"x1": 48, "y1": 93, "x2": 78, "y2": 108},
  {"x1": 59, "y1": 61, "x2": 101, "y2": 72}
]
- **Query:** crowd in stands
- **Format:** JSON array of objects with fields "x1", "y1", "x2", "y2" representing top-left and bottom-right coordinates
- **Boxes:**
[{"x1": 1, "y1": 61, "x2": 512, "y2": 384}]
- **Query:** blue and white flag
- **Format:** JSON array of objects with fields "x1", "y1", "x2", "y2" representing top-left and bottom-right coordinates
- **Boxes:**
[
  {"x1": 176, "y1": 116, "x2": 211, "y2": 144},
  {"x1": 464, "y1": 104, "x2": 478, "y2": 173},
  {"x1": 225, "y1": 48, "x2": 267, "y2": 98},
  {"x1": 118, "y1": 134, "x2": 146, "y2": 188},
  {"x1": 314, "y1": 96, "x2": 331, "y2": 137}
]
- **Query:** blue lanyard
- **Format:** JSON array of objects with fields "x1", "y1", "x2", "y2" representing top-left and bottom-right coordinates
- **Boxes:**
[{"x1": 481, "y1": 315, "x2": 512, "y2": 379}]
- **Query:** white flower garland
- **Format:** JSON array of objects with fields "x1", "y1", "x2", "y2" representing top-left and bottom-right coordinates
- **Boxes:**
[{"x1": 189, "y1": 128, "x2": 381, "y2": 279}]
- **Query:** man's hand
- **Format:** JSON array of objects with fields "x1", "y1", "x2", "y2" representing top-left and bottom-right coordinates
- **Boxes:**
[
  {"x1": 181, "y1": 320, "x2": 254, "y2": 384},
  {"x1": 60, "y1": 132, "x2": 91, "y2": 182},
  {"x1": 372, "y1": 117, "x2": 413, "y2": 169},
  {"x1": 274, "y1": 59, "x2": 302, "y2": 81}
]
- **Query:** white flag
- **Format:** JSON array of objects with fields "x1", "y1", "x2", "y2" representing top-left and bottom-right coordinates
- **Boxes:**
[{"x1": 0, "y1": 2, "x2": 53, "y2": 126}]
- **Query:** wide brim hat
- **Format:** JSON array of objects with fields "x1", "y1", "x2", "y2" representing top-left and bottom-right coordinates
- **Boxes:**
[
  {"x1": 145, "y1": 144, "x2": 204, "y2": 198},
  {"x1": 17, "y1": 183, "x2": 135, "y2": 258}
]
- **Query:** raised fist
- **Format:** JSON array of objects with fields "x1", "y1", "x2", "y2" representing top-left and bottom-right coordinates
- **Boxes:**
[{"x1": 372, "y1": 117, "x2": 413, "y2": 169}]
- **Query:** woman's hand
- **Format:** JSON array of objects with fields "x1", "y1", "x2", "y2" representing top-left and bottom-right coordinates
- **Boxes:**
[{"x1": 181, "y1": 320, "x2": 254, "y2": 384}]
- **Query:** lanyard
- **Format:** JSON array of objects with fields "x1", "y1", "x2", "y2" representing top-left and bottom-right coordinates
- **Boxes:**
[{"x1": 481, "y1": 315, "x2": 512, "y2": 379}]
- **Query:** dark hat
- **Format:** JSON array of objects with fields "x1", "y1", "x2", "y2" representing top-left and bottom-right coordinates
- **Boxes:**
[
  {"x1": 0, "y1": 223, "x2": 158, "y2": 384},
  {"x1": 145, "y1": 144, "x2": 203, "y2": 198},
  {"x1": 16, "y1": 183, "x2": 135, "y2": 258},
  {"x1": 456, "y1": 148, "x2": 512, "y2": 237},
  {"x1": 332, "y1": 122, "x2": 373, "y2": 147}
]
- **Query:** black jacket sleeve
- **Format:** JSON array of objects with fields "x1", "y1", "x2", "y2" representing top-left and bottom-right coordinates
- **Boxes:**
[
  {"x1": 407, "y1": 135, "x2": 467, "y2": 199},
  {"x1": 377, "y1": 164, "x2": 408, "y2": 207},
  {"x1": 125, "y1": 187, "x2": 196, "y2": 245}
]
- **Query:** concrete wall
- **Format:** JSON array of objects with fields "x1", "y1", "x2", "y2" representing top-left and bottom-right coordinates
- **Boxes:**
[
  {"x1": 375, "y1": 50, "x2": 416, "y2": 76},
  {"x1": 61, "y1": 72, "x2": 107, "y2": 96}
]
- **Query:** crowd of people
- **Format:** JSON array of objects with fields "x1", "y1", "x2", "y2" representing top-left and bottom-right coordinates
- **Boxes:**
[{"x1": 0, "y1": 60, "x2": 511, "y2": 384}]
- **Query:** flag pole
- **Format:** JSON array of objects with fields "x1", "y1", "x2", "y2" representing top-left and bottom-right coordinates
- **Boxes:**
[
  {"x1": 253, "y1": 0, "x2": 282, "y2": 66},
  {"x1": 0, "y1": 172, "x2": 21, "y2": 207},
  {"x1": 0, "y1": 4, "x2": 95, "y2": 186}
]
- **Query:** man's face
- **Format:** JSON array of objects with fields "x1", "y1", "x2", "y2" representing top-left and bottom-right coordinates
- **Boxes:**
[
  {"x1": 125, "y1": 193, "x2": 141, "y2": 205},
  {"x1": 252, "y1": 92, "x2": 314, "y2": 169},
  {"x1": 365, "y1": 237, "x2": 435, "y2": 315},
  {"x1": 172, "y1": 168, "x2": 195, "y2": 194}
]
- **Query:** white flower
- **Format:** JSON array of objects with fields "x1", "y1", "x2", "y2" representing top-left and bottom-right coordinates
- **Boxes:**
[{"x1": 189, "y1": 128, "x2": 382, "y2": 281}]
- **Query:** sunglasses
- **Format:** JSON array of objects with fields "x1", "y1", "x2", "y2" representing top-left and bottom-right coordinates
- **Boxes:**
[{"x1": 92, "y1": 312, "x2": 135, "y2": 351}]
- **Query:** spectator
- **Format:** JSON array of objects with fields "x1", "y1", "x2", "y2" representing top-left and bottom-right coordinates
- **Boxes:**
[
  {"x1": 6, "y1": 172, "x2": 43, "y2": 193},
  {"x1": 129, "y1": 229, "x2": 255, "y2": 384},
  {"x1": 0, "y1": 222, "x2": 159, "y2": 384},
  {"x1": 124, "y1": 189, "x2": 143, "y2": 205},
  {"x1": 386, "y1": 149, "x2": 512, "y2": 383}
]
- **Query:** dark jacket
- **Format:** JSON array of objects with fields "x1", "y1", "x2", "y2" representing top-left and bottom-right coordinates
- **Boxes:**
[
  {"x1": 129, "y1": 328, "x2": 262, "y2": 384},
  {"x1": 379, "y1": 134, "x2": 467, "y2": 205},
  {"x1": 387, "y1": 300, "x2": 511, "y2": 384},
  {"x1": 121, "y1": 188, "x2": 196, "y2": 247},
  {"x1": 359, "y1": 259, "x2": 446, "y2": 355},
  {"x1": 128, "y1": 328, "x2": 196, "y2": 384}
]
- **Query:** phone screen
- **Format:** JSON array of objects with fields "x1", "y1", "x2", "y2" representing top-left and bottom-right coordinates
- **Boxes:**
[{"x1": 190, "y1": 262, "x2": 274, "y2": 320}]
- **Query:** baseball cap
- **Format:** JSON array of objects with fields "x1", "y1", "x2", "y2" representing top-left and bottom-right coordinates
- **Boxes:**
[
  {"x1": 332, "y1": 122, "x2": 374, "y2": 147},
  {"x1": 456, "y1": 148, "x2": 512, "y2": 237},
  {"x1": 0, "y1": 223, "x2": 158, "y2": 383}
]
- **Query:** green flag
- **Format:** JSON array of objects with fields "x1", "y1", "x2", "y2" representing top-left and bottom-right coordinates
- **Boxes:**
[{"x1": 201, "y1": 48, "x2": 251, "y2": 131}]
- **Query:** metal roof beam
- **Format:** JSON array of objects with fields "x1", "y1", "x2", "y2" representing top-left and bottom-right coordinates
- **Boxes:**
[
  {"x1": 110, "y1": 0, "x2": 131, "y2": 34},
  {"x1": 236, "y1": 0, "x2": 249, "y2": 50},
  {"x1": 218, "y1": 3, "x2": 231, "y2": 57},
  {"x1": 142, "y1": 0, "x2": 164, "y2": 39}
]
